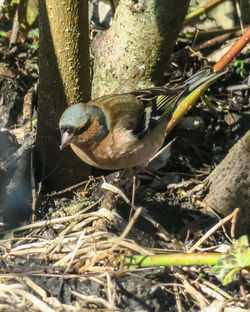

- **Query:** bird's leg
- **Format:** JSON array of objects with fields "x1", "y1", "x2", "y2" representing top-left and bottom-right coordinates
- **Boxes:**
[{"x1": 115, "y1": 168, "x2": 141, "y2": 191}]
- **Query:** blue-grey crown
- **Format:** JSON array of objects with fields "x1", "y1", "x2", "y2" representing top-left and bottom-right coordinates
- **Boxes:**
[{"x1": 59, "y1": 103, "x2": 89, "y2": 132}]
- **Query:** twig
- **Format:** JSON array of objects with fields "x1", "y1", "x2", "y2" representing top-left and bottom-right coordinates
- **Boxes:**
[
  {"x1": 187, "y1": 208, "x2": 240, "y2": 253},
  {"x1": 9, "y1": 0, "x2": 26, "y2": 47},
  {"x1": 213, "y1": 26, "x2": 250, "y2": 72},
  {"x1": 45, "y1": 177, "x2": 97, "y2": 197},
  {"x1": 234, "y1": 0, "x2": 244, "y2": 33}
]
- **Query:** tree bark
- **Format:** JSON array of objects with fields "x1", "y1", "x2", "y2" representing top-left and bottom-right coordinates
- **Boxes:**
[
  {"x1": 91, "y1": 0, "x2": 190, "y2": 98},
  {"x1": 36, "y1": 0, "x2": 91, "y2": 190},
  {"x1": 204, "y1": 130, "x2": 250, "y2": 234}
]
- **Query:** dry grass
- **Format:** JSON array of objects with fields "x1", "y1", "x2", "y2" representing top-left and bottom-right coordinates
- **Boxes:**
[{"x1": 0, "y1": 186, "x2": 249, "y2": 311}]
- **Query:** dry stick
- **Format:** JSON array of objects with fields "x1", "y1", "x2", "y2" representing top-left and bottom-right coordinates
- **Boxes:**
[
  {"x1": 174, "y1": 271, "x2": 209, "y2": 309},
  {"x1": 105, "y1": 272, "x2": 116, "y2": 309},
  {"x1": 180, "y1": 189, "x2": 232, "y2": 242},
  {"x1": 30, "y1": 152, "x2": 36, "y2": 220},
  {"x1": 213, "y1": 26, "x2": 250, "y2": 72},
  {"x1": 194, "y1": 283, "x2": 225, "y2": 303},
  {"x1": 64, "y1": 232, "x2": 85, "y2": 274},
  {"x1": 234, "y1": 0, "x2": 244, "y2": 33},
  {"x1": 230, "y1": 208, "x2": 238, "y2": 240},
  {"x1": 193, "y1": 31, "x2": 234, "y2": 52},
  {"x1": 186, "y1": 269, "x2": 233, "y2": 300},
  {"x1": 45, "y1": 175, "x2": 101, "y2": 197},
  {"x1": 129, "y1": 175, "x2": 136, "y2": 221},
  {"x1": 1, "y1": 198, "x2": 102, "y2": 235},
  {"x1": 57, "y1": 231, "x2": 88, "y2": 301},
  {"x1": 78, "y1": 206, "x2": 143, "y2": 273},
  {"x1": 71, "y1": 291, "x2": 115, "y2": 309},
  {"x1": 148, "y1": 138, "x2": 175, "y2": 164},
  {"x1": 101, "y1": 182, "x2": 130, "y2": 205},
  {"x1": 9, "y1": 6, "x2": 20, "y2": 46},
  {"x1": 9, "y1": 0, "x2": 26, "y2": 46},
  {"x1": 22, "y1": 87, "x2": 36, "y2": 219},
  {"x1": 192, "y1": 29, "x2": 202, "y2": 50},
  {"x1": 187, "y1": 208, "x2": 240, "y2": 253},
  {"x1": 140, "y1": 209, "x2": 172, "y2": 241},
  {"x1": 45, "y1": 180, "x2": 89, "y2": 197},
  {"x1": 174, "y1": 282, "x2": 183, "y2": 312},
  {"x1": 239, "y1": 274, "x2": 248, "y2": 303},
  {"x1": 102, "y1": 182, "x2": 172, "y2": 240},
  {"x1": 105, "y1": 206, "x2": 142, "y2": 254},
  {"x1": 15, "y1": 289, "x2": 54, "y2": 312},
  {"x1": 21, "y1": 276, "x2": 47, "y2": 300}
]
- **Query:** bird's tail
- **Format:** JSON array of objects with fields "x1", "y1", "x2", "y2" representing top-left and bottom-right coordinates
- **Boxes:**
[{"x1": 186, "y1": 66, "x2": 227, "y2": 93}]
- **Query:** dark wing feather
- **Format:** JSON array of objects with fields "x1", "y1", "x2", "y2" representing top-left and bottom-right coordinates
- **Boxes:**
[{"x1": 130, "y1": 87, "x2": 185, "y2": 138}]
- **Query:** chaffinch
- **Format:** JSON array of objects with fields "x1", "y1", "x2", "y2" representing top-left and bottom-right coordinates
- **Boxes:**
[{"x1": 59, "y1": 67, "x2": 225, "y2": 170}]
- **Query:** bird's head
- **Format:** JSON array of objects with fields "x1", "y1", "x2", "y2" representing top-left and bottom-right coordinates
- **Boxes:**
[
  {"x1": 59, "y1": 103, "x2": 109, "y2": 150},
  {"x1": 59, "y1": 103, "x2": 92, "y2": 149}
]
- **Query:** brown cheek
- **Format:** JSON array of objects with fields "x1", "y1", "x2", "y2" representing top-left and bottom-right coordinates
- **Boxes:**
[{"x1": 79, "y1": 119, "x2": 102, "y2": 144}]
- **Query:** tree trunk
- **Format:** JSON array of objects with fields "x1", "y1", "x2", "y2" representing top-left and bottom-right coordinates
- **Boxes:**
[
  {"x1": 91, "y1": 0, "x2": 190, "y2": 98},
  {"x1": 36, "y1": 0, "x2": 91, "y2": 190},
  {"x1": 204, "y1": 130, "x2": 250, "y2": 235}
]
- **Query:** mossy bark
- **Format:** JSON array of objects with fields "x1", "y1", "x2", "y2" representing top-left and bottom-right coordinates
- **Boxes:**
[
  {"x1": 91, "y1": 0, "x2": 190, "y2": 98},
  {"x1": 204, "y1": 130, "x2": 250, "y2": 235},
  {"x1": 36, "y1": 0, "x2": 90, "y2": 190}
]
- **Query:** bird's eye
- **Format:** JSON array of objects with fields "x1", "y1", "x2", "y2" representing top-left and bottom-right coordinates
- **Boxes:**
[
  {"x1": 61, "y1": 126, "x2": 74, "y2": 134},
  {"x1": 76, "y1": 120, "x2": 91, "y2": 135}
]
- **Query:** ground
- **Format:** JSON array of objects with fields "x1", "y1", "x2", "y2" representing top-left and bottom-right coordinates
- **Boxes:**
[{"x1": 0, "y1": 11, "x2": 249, "y2": 312}]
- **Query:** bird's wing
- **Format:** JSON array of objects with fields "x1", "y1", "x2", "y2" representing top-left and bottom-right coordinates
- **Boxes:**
[
  {"x1": 90, "y1": 66, "x2": 227, "y2": 140},
  {"x1": 92, "y1": 91, "x2": 181, "y2": 139},
  {"x1": 130, "y1": 87, "x2": 182, "y2": 137},
  {"x1": 130, "y1": 66, "x2": 227, "y2": 138}
]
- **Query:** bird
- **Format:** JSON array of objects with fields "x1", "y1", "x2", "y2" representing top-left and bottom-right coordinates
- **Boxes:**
[{"x1": 59, "y1": 66, "x2": 226, "y2": 170}]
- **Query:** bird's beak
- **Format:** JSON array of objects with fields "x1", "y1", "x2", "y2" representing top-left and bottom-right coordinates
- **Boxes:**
[{"x1": 60, "y1": 132, "x2": 74, "y2": 150}]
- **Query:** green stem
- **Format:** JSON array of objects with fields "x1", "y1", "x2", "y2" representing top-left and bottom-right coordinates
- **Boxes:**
[
  {"x1": 201, "y1": 95, "x2": 219, "y2": 117},
  {"x1": 184, "y1": 0, "x2": 225, "y2": 24},
  {"x1": 179, "y1": 27, "x2": 240, "y2": 39},
  {"x1": 121, "y1": 253, "x2": 220, "y2": 269}
]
